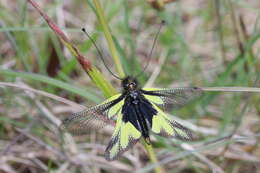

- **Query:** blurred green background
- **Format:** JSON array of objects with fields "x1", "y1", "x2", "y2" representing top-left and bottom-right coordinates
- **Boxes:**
[{"x1": 0, "y1": 0, "x2": 260, "y2": 172}]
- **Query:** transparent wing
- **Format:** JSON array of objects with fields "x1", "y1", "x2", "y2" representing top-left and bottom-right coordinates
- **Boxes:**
[
  {"x1": 142, "y1": 87, "x2": 202, "y2": 109},
  {"x1": 60, "y1": 94, "x2": 125, "y2": 135}
]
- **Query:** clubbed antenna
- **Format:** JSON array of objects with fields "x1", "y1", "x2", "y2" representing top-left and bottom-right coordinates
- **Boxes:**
[{"x1": 81, "y1": 28, "x2": 123, "y2": 80}]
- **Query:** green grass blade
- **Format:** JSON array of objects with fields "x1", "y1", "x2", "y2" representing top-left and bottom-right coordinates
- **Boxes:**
[{"x1": 0, "y1": 69, "x2": 101, "y2": 102}]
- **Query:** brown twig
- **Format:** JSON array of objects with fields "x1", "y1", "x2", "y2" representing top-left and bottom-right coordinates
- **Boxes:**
[{"x1": 27, "y1": 0, "x2": 92, "y2": 71}]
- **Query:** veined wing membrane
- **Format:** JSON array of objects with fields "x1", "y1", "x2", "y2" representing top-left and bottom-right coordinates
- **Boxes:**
[
  {"x1": 61, "y1": 94, "x2": 124, "y2": 135},
  {"x1": 142, "y1": 87, "x2": 202, "y2": 109}
]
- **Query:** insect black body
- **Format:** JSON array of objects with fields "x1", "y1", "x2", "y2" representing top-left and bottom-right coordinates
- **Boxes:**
[{"x1": 121, "y1": 76, "x2": 157, "y2": 143}]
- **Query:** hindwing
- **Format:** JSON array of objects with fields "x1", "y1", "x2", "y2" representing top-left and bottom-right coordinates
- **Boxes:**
[
  {"x1": 105, "y1": 111, "x2": 141, "y2": 160},
  {"x1": 150, "y1": 103, "x2": 192, "y2": 140}
]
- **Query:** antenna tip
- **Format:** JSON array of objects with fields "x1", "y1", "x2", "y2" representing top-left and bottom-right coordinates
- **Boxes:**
[{"x1": 81, "y1": 28, "x2": 86, "y2": 32}]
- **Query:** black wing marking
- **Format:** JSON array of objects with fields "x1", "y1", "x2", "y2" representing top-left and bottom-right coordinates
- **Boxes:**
[
  {"x1": 141, "y1": 87, "x2": 202, "y2": 109},
  {"x1": 104, "y1": 102, "x2": 142, "y2": 161},
  {"x1": 60, "y1": 94, "x2": 124, "y2": 135}
]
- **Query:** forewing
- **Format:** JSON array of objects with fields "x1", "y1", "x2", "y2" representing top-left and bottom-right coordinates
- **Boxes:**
[
  {"x1": 105, "y1": 110, "x2": 142, "y2": 161},
  {"x1": 142, "y1": 87, "x2": 202, "y2": 109},
  {"x1": 151, "y1": 104, "x2": 192, "y2": 140},
  {"x1": 61, "y1": 94, "x2": 124, "y2": 135}
]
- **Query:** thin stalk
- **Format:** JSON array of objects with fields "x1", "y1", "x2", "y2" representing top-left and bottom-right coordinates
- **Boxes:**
[
  {"x1": 214, "y1": 0, "x2": 227, "y2": 64},
  {"x1": 226, "y1": 0, "x2": 244, "y2": 54},
  {"x1": 143, "y1": 139, "x2": 164, "y2": 173},
  {"x1": 92, "y1": 0, "x2": 125, "y2": 78},
  {"x1": 239, "y1": 15, "x2": 256, "y2": 73},
  {"x1": 200, "y1": 87, "x2": 260, "y2": 92}
]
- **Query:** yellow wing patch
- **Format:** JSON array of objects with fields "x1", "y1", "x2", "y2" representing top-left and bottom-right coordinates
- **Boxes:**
[
  {"x1": 143, "y1": 88, "x2": 164, "y2": 91},
  {"x1": 143, "y1": 88, "x2": 164, "y2": 105},
  {"x1": 107, "y1": 99, "x2": 124, "y2": 118},
  {"x1": 105, "y1": 111, "x2": 141, "y2": 160},
  {"x1": 144, "y1": 94, "x2": 164, "y2": 105},
  {"x1": 151, "y1": 105, "x2": 174, "y2": 136},
  {"x1": 152, "y1": 114, "x2": 174, "y2": 135},
  {"x1": 151, "y1": 104, "x2": 192, "y2": 140},
  {"x1": 100, "y1": 94, "x2": 124, "y2": 119},
  {"x1": 102, "y1": 94, "x2": 122, "y2": 104}
]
